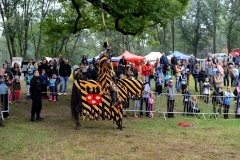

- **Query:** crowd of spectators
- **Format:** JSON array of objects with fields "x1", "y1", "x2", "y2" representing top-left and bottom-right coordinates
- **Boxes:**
[{"x1": 150, "y1": 53, "x2": 240, "y2": 119}]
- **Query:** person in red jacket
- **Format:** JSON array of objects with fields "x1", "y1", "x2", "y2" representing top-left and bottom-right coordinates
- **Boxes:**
[{"x1": 142, "y1": 60, "x2": 154, "y2": 88}]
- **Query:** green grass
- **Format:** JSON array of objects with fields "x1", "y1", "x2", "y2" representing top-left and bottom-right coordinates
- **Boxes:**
[{"x1": 0, "y1": 77, "x2": 239, "y2": 160}]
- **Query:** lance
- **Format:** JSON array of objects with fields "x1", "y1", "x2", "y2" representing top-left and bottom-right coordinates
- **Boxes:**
[{"x1": 101, "y1": 3, "x2": 116, "y2": 81}]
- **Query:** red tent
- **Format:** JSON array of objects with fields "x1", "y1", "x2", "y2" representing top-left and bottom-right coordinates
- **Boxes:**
[
  {"x1": 117, "y1": 50, "x2": 146, "y2": 71},
  {"x1": 118, "y1": 50, "x2": 146, "y2": 61}
]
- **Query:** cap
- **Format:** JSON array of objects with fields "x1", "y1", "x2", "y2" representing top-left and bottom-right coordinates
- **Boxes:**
[
  {"x1": 28, "y1": 69, "x2": 32, "y2": 72},
  {"x1": 15, "y1": 75, "x2": 19, "y2": 79},
  {"x1": 169, "y1": 80, "x2": 173, "y2": 83},
  {"x1": 158, "y1": 66, "x2": 162, "y2": 70}
]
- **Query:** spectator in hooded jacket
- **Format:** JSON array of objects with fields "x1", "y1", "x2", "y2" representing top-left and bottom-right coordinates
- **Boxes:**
[{"x1": 59, "y1": 59, "x2": 71, "y2": 95}]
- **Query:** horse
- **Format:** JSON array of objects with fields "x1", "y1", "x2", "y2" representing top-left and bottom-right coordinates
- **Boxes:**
[{"x1": 70, "y1": 78, "x2": 143, "y2": 130}]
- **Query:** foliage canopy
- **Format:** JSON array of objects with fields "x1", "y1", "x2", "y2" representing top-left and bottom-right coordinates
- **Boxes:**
[{"x1": 71, "y1": 0, "x2": 190, "y2": 35}]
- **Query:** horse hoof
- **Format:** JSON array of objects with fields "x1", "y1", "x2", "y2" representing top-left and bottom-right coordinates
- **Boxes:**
[
  {"x1": 118, "y1": 126, "x2": 124, "y2": 131},
  {"x1": 76, "y1": 125, "x2": 81, "y2": 130}
]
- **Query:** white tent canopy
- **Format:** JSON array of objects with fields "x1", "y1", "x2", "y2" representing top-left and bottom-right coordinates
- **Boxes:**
[{"x1": 145, "y1": 52, "x2": 162, "y2": 61}]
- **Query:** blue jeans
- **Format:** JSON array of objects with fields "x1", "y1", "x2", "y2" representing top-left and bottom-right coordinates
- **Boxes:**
[
  {"x1": 175, "y1": 76, "x2": 180, "y2": 91},
  {"x1": 194, "y1": 77, "x2": 198, "y2": 92},
  {"x1": 234, "y1": 76, "x2": 239, "y2": 87},
  {"x1": 140, "y1": 97, "x2": 149, "y2": 117},
  {"x1": 59, "y1": 76, "x2": 69, "y2": 93}
]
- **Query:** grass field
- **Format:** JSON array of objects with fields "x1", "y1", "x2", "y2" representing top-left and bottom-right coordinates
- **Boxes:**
[{"x1": 0, "y1": 77, "x2": 239, "y2": 160}]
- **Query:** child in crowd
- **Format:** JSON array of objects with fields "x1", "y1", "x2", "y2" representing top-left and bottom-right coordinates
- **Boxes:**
[
  {"x1": 49, "y1": 74, "x2": 57, "y2": 101},
  {"x1": 180, "y1": 71, "x2": 187, "y2": 93},
  {"x1": 182, "y1": 88, "x2": 191, "y2": 116},
  {"x1": 164, "y1": 71, "x2": 172, "y2": 87},
  {"x1": 189, "y1": 96, "x2": 200, "y2": 114},
  {"x1": 203, "y1": 77, "x2": 210, "y2": 103},
  {"x1": 156, "y1": 74, "x2": 163, "y2": 96},
  {"x1": 24, "y1": 69, "x2": 33, "y2": 99},
  {"x1": 13, "y1": 76, "x2": 21, "y2": 102},
  {"x1": 39, "y1": 69, "x2": 48, "y2": 99},
  {"x1": 148, "y1": 92, "x2": 155, "y2": 118},
  {"x1": 165, "y1": 65, "x2": 173, "y2": 77}
]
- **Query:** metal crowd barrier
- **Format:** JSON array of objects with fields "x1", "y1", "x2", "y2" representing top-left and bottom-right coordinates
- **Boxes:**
[
  {"x1": 126, "y1": 93, "x2": 240, "y2": 121},
  {"x1": 0, "y1": 93, "x2": 9, "y2": 121}
]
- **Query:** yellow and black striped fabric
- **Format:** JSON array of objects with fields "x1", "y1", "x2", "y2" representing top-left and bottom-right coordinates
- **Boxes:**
[
  {"x1": 73, "y1": 54, "x2": 143, "y2": 127},
  {"x1": 117, "y1": 79, "x2": 143, "y2": 99},
  {"x1": 74, "y1": 79, "x2": 103, "y2": 121},
  {"x1": 98, "y1": 55, "x2": 109, "y2": 75}
]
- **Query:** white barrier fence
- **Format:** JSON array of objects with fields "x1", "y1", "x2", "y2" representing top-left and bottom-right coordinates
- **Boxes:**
[{"x1": 126, "y1": 93, "x2": 240, "y2": 120}]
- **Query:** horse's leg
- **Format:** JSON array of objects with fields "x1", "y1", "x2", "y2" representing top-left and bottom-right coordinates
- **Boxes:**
[{"x1": 75, "y1": 102, "x2": 82, "y2": 130}]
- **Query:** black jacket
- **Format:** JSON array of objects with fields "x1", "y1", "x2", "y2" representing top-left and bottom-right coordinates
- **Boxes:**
[
  {"x1": 87, "y1": 67, "x2": 98, "y2": 80},
  {"x1": 30, "y1": 76, "x2": 42, "y2": 96},
  {"x1": 59, "y1": 63, "x2": 71, "y2": 77},
  {"x1": 131, "y1": 68, "x2": 138, "y2": 79},
  {"x1": 114, "y1": 66, "x2": 123, "y2": 79},
  {"x1": 38, "y1": 64, "x2": 49, "y2": 75},
  {"x1": 198, "y1": 70, "x2": 207, "y2": 82},
  {"x1": 48, "y1": 68, "x2": 59, "y2": 78},
  {"x1": 171, "y1": 57, "x2": 178, "y2": 66}
]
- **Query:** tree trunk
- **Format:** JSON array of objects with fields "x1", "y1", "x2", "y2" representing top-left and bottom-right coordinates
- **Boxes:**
[
  {"x1": 10, "y1": 36, "x2": 17, "y2": 57},
  {"x1": 193, "y1": 1, "x2": 201, "y2": 57},
  {"x1": 6, "y1": 37, "x2": 12, "y2": 62},
  {"x1": 227, "y1": 26, "x2": 232, "y2": 55},
  {"x1": 212, "y1": 8, "x2": 217, "y2": 54},
  {"x1": 171, "y1": 19, "x2": 175, "y2": 52}
]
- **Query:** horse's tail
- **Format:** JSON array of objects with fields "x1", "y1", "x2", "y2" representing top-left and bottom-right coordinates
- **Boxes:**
[{"x1": 71, "y1": 84, "x2": 79, "y2": 118}]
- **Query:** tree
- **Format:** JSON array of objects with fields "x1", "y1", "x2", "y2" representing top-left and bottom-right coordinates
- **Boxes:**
[
  {"x1": 176, "y1": 0, "x2": 210, "y2": 57},
  {"x1": 221, "y1": 0, "x2": 240, "y2": 54},
  {"x1": 71, "y1": 0, "x2": 190, "y2": 35}
]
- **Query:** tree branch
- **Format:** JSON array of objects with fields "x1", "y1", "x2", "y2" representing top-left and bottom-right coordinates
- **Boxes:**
[{"x1": 71, "y1": 0, "x2": 82, "y2": 34}]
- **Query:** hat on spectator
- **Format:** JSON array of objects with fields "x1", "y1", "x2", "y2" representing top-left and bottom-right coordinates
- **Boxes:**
[
  {"x1": 169, "y1": 80, "x2": 173, "y2": 83},
  {"x1": 28, "y1": 69, "x2": 32, "y2": 72},
  {"x1": 52, "y1": 74, "x2": 57, "y2": 79},
  {"x1": 158, "y1": 66, "x2": 162, "y2": 70},
  {"x1": 15, "y1": 75, "x2": 19, "y2": 79}
]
